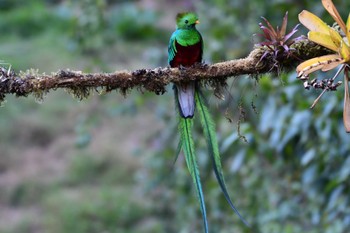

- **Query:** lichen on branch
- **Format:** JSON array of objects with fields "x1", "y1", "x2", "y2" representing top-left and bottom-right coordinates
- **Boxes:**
[{"x1": 0, "y1": 39, "x2": 330, "y2": 104}]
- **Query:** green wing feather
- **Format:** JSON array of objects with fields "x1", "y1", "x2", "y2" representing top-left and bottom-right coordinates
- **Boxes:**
[
  {"x1": 179, "y1": 117, "x2": 208, "y2": 233},
  {"x1": 168, "y1": 32, "x2": 177, "y2": 64},
  {"x1": 195, "y1": 90, "x2": 249, "y2": 227}
]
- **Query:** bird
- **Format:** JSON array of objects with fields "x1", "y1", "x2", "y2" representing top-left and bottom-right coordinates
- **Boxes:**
[{"x1": 168, "y1": 12, "x2": 249, "y2": 233}]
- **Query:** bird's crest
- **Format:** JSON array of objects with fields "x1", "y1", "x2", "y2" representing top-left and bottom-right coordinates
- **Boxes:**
[{"x1": 176, "y1": 12, "x2": 199, "y2": 29}]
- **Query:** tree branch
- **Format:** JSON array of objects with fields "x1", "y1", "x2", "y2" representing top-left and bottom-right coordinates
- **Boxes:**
[{"x1": 0, "y1": 39, "x2": 330, "y2": 103}]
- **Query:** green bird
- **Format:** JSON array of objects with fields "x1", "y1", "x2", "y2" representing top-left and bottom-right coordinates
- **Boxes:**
[{"x1": 168, "y1": 12, "x2": 249, "y2": 232}]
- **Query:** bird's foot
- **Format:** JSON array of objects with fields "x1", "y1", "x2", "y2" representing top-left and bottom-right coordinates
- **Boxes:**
[
  {"x1": 179, "y1": 64, "x2": 187, "y2": 71},
  {"x1": 193, "y1": 62, "x2": 208, "y2": 69}
]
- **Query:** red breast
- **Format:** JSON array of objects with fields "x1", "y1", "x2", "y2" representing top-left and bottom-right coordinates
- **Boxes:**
[{"x1": 170, "y1": 40, "x2": 202, "y2": 68}]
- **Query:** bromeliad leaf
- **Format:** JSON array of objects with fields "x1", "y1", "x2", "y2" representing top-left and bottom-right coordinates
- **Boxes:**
[
  {"x1": 322, "y1": 0, "x2": 347, "y2": 34},
  {"x1": 298, "y1": 10, "x2": 329, "y2": 33},
  {"x1": 297, "y1": 54, "x2": 343, "y2": 78},
  {"x1": 308, "y1": 31, "x2": 339, "y2": 51},
  {"x1": 257, "y1": 12, "x2": 302, "y2": 66}
]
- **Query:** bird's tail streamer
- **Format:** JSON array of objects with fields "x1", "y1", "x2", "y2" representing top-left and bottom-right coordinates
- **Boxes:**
[
  {"x1": 179, "y1": 116, "x2": 209, "y2": 233},
  {"x1": 195, "y1": 90, "x2": 249, "y2": 227}
]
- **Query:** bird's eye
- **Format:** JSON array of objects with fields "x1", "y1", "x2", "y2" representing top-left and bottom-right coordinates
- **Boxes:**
[{"x1": 184, "y1": 20, "x2": 188, "y2": 24}]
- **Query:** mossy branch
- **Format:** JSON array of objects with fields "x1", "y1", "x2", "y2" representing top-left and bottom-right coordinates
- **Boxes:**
[{"x1": 0, "y1": 39, "x2": 330, "y2": 103}]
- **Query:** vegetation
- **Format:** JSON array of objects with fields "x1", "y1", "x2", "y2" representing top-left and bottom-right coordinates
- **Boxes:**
[{"x1": 1, "y1": 0, "x2": 350, "y2": 232}]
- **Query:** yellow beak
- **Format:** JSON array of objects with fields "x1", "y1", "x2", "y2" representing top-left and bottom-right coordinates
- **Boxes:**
[{"x1": 195, "y1": 20, "x2": 200, "y2": 24}]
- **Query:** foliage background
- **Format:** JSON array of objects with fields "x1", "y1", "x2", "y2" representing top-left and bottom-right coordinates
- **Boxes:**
[{"x1": 1, "y1": 0, "x2": 350, "y2": 232}]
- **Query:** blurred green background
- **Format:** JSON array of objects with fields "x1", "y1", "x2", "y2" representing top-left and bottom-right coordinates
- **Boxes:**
[{"x1": 1, "y1": 0, "x2": 350, "y2": 232}]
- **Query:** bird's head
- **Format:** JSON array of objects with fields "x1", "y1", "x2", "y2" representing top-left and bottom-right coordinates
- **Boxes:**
[{"x1": 176, "y1": 12, "x2": 200, "y2": 30}]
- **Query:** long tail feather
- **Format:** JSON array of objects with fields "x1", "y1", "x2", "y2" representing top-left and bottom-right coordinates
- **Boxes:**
[
  {"x1": 172, "y1": 136, "x2": 182, "y2": 166},
  {"x1": 179, "y1": 117, "x2": 209, "y2": 233},
  {"x1": 173, "y1": 86, "x2": 183, "y2": 167},
  {"x1": 195, "y1": 90, "x2": 250, "y2": 227}
]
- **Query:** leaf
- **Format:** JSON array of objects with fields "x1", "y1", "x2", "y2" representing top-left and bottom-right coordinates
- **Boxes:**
[
  {"x1": 179, "y1": 117, "x2": 208, "y2": 233},
  {"x1": 195, "y1": 90, "x2": 249, "y2": 227},
  {"x1": 308, "y1": 31, "x2": 339, "y2": 52},
  {"x1": 296, "y1": 54, "x2": 342, "y2": 77},
  {"x1": 278, "y1": 111, "x2": 311, "y2": 151},
  {"x1": 328, "y1": 27, "x2": 342, "y2": 49},
  {"x1": 322, "y1": 0, "x2": 347, "y2": 34},
  {"x1": 298, "y1": 10, "x2": 329, "y2": 34},
  {"x1": 326, "y1": 185, "x2": 344, "y2": 210},
  {"x1": 321, "y1": 58, "x2": 343, "y2": 72},
  {"x1": 259, "y1": 97, "x2": 277, "y2": 133},
  {"x1": 261, "y1": 17, "x2": 277, "y2": 38},
  {"x1": 343, "y1": 69, "x2": 350, "y2": 133},
  {"x1": 280, "y1": 11, "x2": 288, "y2": 38},
  {"x1": 346, "y1": 13, "x2": 350, "y2": 41},
  {"x1": 340, "y1": 40, "x2": 350, "y2": 62},
  {"x1": 221, "y1": 132, "x2": 239, "y2": 154},
  {"x1": 259, "y1": 24, "x2": 273, "y2": 41},
  {"x1": 284, "y1": 24, "x2": 300, "y2": 43},
  {"x1": 302, "y1": 165, "x2": 317, "y2": 185},
  {"x1": 339, "y1": 156, "x2": 350, "y2": 181},
  {"x1": 301, "y1": 149, "x2": 316, "y2": 166},
  {"x1": 230, "y1": 150, "x2": 246, "y2": 173}
]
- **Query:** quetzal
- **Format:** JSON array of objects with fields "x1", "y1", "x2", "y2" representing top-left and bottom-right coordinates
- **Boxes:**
[{"x1": 168, "y1": 12, "x2": 249, "y2": 233}]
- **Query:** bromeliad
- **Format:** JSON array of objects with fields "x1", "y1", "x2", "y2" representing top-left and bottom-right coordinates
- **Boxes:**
[
  {"x1": 258, "y1": 12, "x2": 302, "y2": 66},
  {"x1": 297, "y1": 0, "x2": 350, "y2": 132},
  {"x1": 168, "y1": 12, "x2": 248, "y2": 232}
]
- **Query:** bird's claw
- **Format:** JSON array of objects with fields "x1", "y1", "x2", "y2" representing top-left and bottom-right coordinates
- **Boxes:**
[{"x1": 179, "y1": 64, "x2": 187, "y2": 71}]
